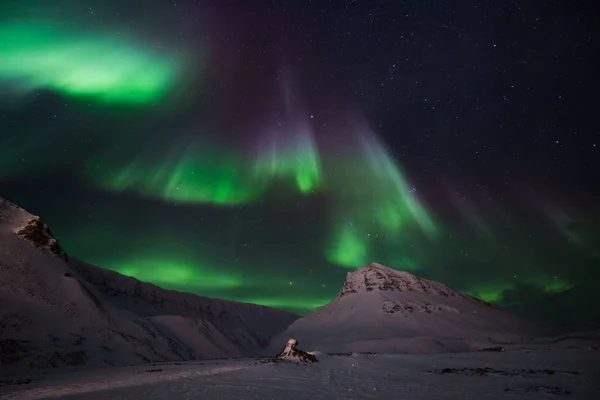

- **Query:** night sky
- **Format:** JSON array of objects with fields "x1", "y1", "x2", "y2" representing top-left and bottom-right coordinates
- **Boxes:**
[{"x1": 1, "y1": 0, "x2": 598, "y2": 321}]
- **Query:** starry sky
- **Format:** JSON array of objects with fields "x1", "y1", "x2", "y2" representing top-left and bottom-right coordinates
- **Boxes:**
[{"x1": 1, "y1": 0, "x2": 598, "y2": 325}]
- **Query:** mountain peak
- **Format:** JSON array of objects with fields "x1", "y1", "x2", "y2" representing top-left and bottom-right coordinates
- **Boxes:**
[
  {"x1": 338, "y1": 262, "x2": 461, "y2": 298},
  {"x1": 0, "y1": 197, "x2": 67, "y2": 260}
]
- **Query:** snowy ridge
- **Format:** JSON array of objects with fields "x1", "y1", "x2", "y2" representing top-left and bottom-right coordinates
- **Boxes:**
[
  {"x1": 69, "y1": 259, "x2": 298, "y2": 350},
  {"x1": 0, "y1": 198, "x2": 297, "y2": 377},
  {"x1": 0, "y1": 198, "x2": 35, "y2": 233},
  {"x1": 267, "y1": 263, "x2": 544, "y2": 355}
]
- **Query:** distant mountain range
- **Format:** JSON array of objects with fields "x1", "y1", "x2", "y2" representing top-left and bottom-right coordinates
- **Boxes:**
[{"x1": 2, "y1": 196, "x2": 591, "y2": 378}]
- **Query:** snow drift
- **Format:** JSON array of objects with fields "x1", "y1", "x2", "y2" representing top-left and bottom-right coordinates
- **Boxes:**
[
  {"x1": 0, "y1": 198, "x2": 297, "y2": 377},
  {"x1": 266, "y1": 263, "x2": 544, "y2": 354}
]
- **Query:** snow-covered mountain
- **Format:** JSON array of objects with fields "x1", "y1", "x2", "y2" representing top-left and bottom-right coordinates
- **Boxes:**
[
  {"x1": 267, "y1": 263, "x2": 544, "y2": 354},
  {"x1": 0, "y1": 198, "x2": 297, "y2": 377}
]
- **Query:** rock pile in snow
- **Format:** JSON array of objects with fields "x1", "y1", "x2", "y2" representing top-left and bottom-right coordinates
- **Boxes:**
[{"x1": 276, "y1": 339, "x2": 317, "y2": 363}]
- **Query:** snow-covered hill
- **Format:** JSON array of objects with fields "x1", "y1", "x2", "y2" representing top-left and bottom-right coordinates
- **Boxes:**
[
  {"x1": 267, "y1": 263, "x2": 544, "y2": 354},
  {"x1": 0, "y1": 198, "x2": 297, "y2": 377}
]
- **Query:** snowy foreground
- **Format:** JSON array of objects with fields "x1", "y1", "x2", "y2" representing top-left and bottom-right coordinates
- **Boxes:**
[{"x1": 1, "y1": 347, "x2": 598, "y2": 400}]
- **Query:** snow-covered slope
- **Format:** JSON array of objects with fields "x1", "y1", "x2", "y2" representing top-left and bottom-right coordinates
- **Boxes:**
[
  {"x1": 68, "y1": 259, "x2": 296, "y2": 352},
  {"x1": 267, "y1": 263, "x2": 543, "y2": 354},
  {"x1": 0, "y1": 198, "x2": 297, "y2": 377}
]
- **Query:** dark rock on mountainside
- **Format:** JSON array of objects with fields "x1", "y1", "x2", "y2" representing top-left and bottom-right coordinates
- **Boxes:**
[
  {"x1": 338, "y1": 263, "x2": 488, "y2": 305},
  {"x1": 16, "y1": 217, "x2": 68, "y2": 261}
]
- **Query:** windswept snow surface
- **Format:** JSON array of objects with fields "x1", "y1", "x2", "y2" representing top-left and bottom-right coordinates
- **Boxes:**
[
  {"x1": 1, "y1": 347, "x2": 598, "y2": 399},
  {"x1": 0, "y1": 198, "x2": 297, "y2": 376},
  {"x1": 267, "y1": 263, "x2": 545, "y2": 354}
]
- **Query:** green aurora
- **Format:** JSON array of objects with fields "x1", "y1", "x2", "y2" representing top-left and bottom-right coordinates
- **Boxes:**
[
  {"x1": 87, "y1": 143, "x2": 262, "y2": 206},
  {"x1": 116, "y1": 258, "x2": 244, "y2": 290},
  {"x1": 6, "y1": 103, "x2": 575, "y2": 315},
  {"x1": 251, "y1": 128, "x2": 323, "y2": 195},
  {"x1": 325, "y1": 126, "x2": 437, "y2": 268},
  {"x1": 58, "y1": 219, "x2": 335, "y2": 315},
  {"x1": 0, "y1": 22, "x2": 185, "y2": 104},
  {"x1": 86, "y1": 135, "x2": 323, "y2": 205},
  {"x1": 467, "y1": 278, "x2": 574, "y2": 303},
  {"x1": 57, "y1": 214, "x2": 575, "y2": 316},
  {"x1": 0, "y1": 3, "x2": 592, "y2": 322},
  {"x1": 68, "y1": 115, "x2": 579, "y2": 316}
]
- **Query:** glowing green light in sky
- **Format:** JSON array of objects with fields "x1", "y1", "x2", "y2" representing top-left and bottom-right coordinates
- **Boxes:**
[
  {"x1": 325, "y1": 122, "x2": 438, "y2": 268},
  {"x1": 88, "y1": 143, "x2": 262, "y2": 205},
  {"x1": 467, "y1": 285, "x2": 508, "y2": 302},
  {"x1": 467, "y1": 276, "x2": 574, "y2": 303},
  {"x1": 57, "y1": 221, "x2": 334, "y2": 315},
  {"x1": 358, "y1": 132, "x2": 436, "y2": 237},
  {"x1": 326, "y1": 223, "x2": 368, "y2": 268},
  {"x1": 239, "y1": 297, "x2": 330, "y2": 311},
  {"x1": 88, "y1": 119, "x2": 323, "y2": 204},
  {"x1": 0, "y1": 22, "x2": 184, "y2": 103},
  {"x1": 252, "y1": 120, "x2": 323, "y2": 194},
  {"x1": 543, "y1": 278, "x2": 574, "y2": 293},
  {"x1": 2, "y1": 5, "x2": 592, "y2": 324},
  {"x1": 115, "y1": 259, "x2": 242, "y2": 289}
]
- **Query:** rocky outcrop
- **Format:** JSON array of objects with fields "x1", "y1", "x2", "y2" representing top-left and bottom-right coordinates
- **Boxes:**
[
  {"x1": 381, "y1": 299, "x2": 459, "y2": 315},
  {"x1": 16, "y1": 217, "x2": 68, "y2": 261},
  {"x1": 0, "y1": 198, "x2": 67, "y2": 261},
  {"x1": 276, "y1": 339, "x2": 317, "y2": 363},
  {"x1": 338, "y1": 263, "x2": 462, "y2": 298}
]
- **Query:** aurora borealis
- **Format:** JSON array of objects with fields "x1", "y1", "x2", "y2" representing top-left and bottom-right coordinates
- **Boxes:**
[
  {"x1": 0, "y1": 22, "x2": 186, "y2": 104},
  {"x1": 1, "y1": 0, "x2": 598, "y2": 325}
]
